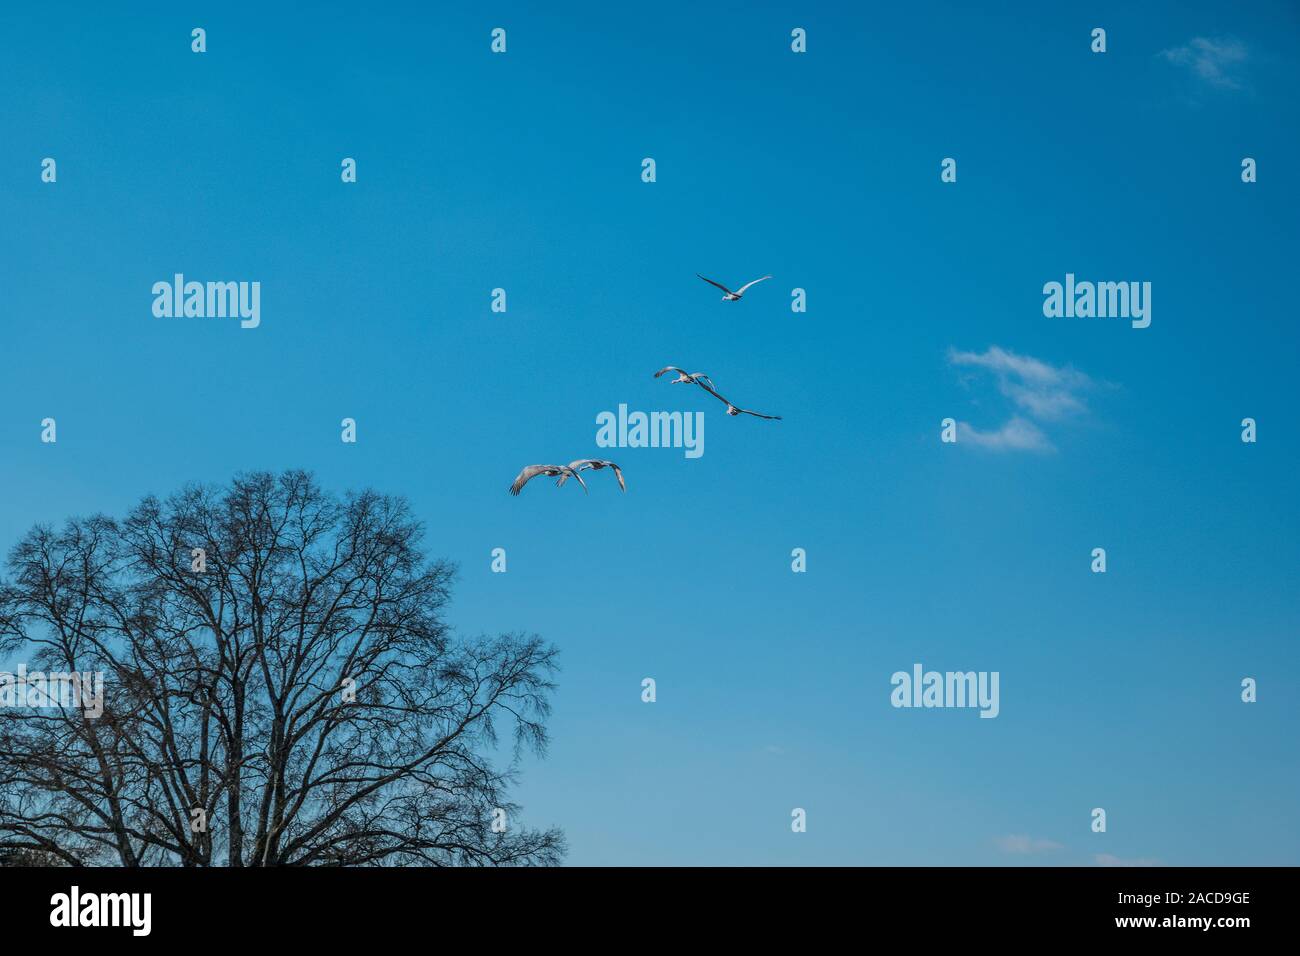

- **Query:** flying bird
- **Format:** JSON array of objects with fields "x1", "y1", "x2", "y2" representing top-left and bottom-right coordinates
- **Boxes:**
[
  {"x1": 557, "y1": 459, "x2": 626, "y2": 492},
  {"x1": 696, "y1": 273, "x2": 772, "y2": 301},
  {"x1": 509, "y1": 464, "x2": 588, "y2": 496},
  {"x1": 655, "y1": 365, "x2": 782, "y2": 421},
  {"x1": 654, "y1": 366, "x2": 715, "y2": 388}
]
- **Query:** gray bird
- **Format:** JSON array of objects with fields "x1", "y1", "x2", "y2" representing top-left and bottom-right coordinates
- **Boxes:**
[
  {"x1": 696, "y1": 273, "x2": 772, "y2": 301},
  {"x1": 557, "y1": 459, "x2": 626, "y2": 492},
  {"x1": 654, "y1": 366, "x2": 715, "y2": 389},
  {"x1": 654, "y1": 365, "x2": 782, "y2": 420},
  {"x1": 509, "y1": 464, "x2": 588, "y2": 496}
]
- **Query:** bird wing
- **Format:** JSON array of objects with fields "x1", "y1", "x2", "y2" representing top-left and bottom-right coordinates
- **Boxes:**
[
  {"x1": 510, "y1": 464, "x2": 554, "y2": 495},
  {"x1": 557, "y1": 459, "x2": 596, "y2": 485},
  {"x1": 690, "y1": 373, "x2": 715, "y2": 389},
  {"x1": 735, "y1": 407, "x2": 782, "y2": 420},
  {"x1": 568, "y1": 469, "x2": 589, "y2": 494},
  {"x1": 608, "y1": 462, "x2": 626, "y2": 492},
  {"x1": 696, "y1": 274, "x2": 734, "y2": 295},
  {"x1": 654, "y1": 366, "x2": 688, "y2": 379},
  {"x1": 733, "y1": 275, "x2": 773, "y2": 296},
  {"x1": 692, "y1": 377, "x2": 736, "y2": 408}
]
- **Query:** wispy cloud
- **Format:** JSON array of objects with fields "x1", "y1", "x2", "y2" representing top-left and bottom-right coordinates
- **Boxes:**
[
  {"x1": 947, "y1": 346, "x2": 1096, "y2": 453},
  {"x1": 1160, "y1": 36, "x2": 1249, "y2": 90},
  {"x1": 958, "y1": 416, "x2": 1052, "y2": 452},
  {"x1": 1094, "y1": 853, "x2": 1163, "y2": 868},
  {"x1": 995, "y1": 834, "x2": 1064, "y2": 855},
  {"x1": 950, "y1": 346, "x2": 1092, "y2": 421}
]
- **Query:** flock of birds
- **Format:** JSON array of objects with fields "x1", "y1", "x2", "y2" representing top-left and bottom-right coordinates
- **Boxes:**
[
  {"x1": 509, "y1": 273, "x2": 781, "y2": 497},
  {"x1": 509, "y1": 459, "x2": 625, "y2": 496}
]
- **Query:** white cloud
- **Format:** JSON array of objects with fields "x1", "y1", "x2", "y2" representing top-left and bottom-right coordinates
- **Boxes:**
[
  {"x1": 948, "y1": 346, "x2": 1098, "y2": 453},
  {"x1": 1094, "y1": 853, "x2": 1163, "y2": 867},
  {"x1": 949, "y1": 346, "x2": 1091, "y2": 422},
  {"x1": 1160, "y1": 36, "x2": 1249, "y2": 90},
  {"x1": 957, "y1": 416, "x2": 1052, "y2": 452},
  {"x1": 995, "y1": 834, "x2": 1064, "y2": 855}
]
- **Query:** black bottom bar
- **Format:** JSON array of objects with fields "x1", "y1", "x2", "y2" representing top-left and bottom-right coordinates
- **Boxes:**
[{"x1": 0, "y1": 865, "x2": 1283, "y2": 941}]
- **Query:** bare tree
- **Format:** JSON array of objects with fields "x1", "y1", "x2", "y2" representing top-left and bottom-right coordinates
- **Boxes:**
[{"x1": 0, "y1": 471, "x2": 563, "y2": 866}]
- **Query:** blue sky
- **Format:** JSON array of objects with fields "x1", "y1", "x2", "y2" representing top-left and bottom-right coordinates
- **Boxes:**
[{"x1": 1, "y1": 1, "x2": 1297, "y2": 865}]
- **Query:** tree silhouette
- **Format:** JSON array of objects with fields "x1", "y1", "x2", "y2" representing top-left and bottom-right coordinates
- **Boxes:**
[{"x1": 0, "y1": 471, "x2": 563, "y2": 866}]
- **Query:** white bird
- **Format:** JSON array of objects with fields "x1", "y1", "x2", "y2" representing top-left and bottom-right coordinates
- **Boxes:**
[
  {"x1": 509, "y1": 464, "x2": 588, "y2": 496},
  {"x1": 654, "y1": 365, "x2": 782, "y2": 421},
  {"x1": 557, "y1": 459, "x2": 626, "y2": 492},
  {"x1": 654, "y1": 366, "x2": 715, "y2": 388},
  {"x1": 697, "y1": 273, "x2": 772, "y2": 301}
]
